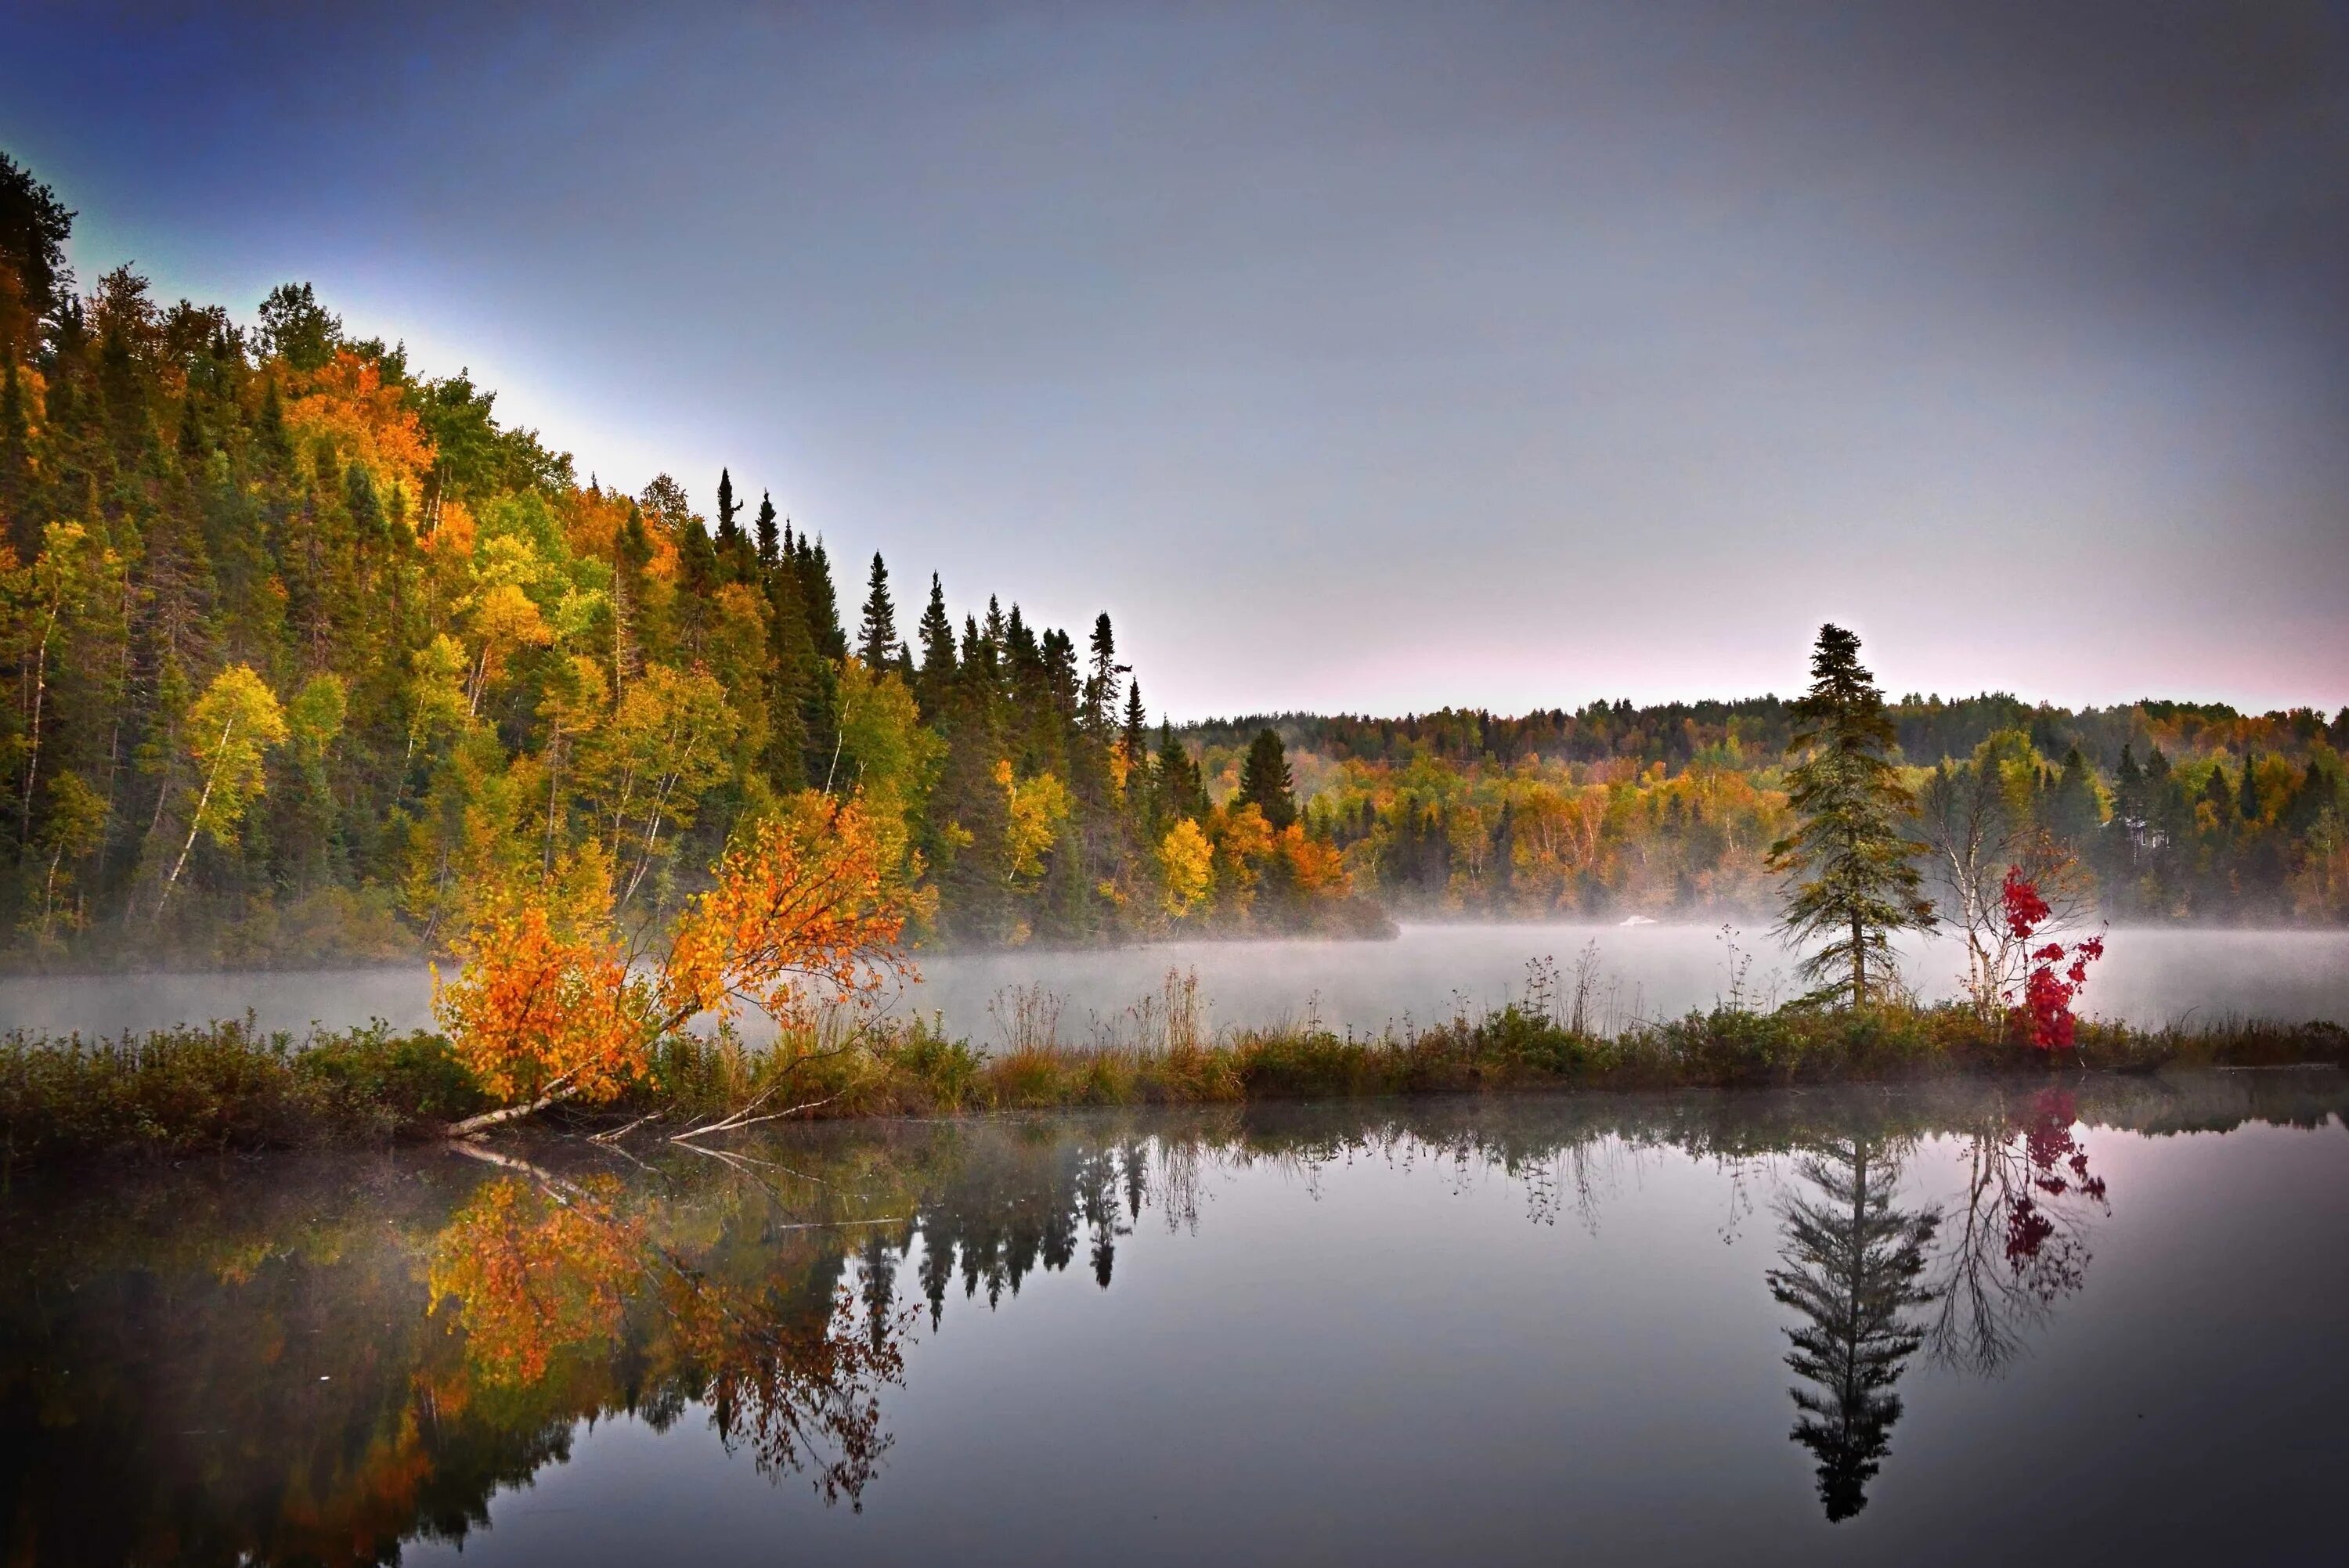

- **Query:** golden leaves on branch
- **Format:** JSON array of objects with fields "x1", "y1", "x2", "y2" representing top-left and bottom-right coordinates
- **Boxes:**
[
  {"x1": 436, "y1": 791, "x2": 916, "y2": 1124},
  {"x1": 661, "y1": 791, "x2": 915, "y2": 1039}
]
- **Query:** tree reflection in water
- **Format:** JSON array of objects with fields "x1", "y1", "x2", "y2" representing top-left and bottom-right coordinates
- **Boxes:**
[
  {"x1": 1923, "y1": 1088, "x2": 2111, "y2": 1378},
  {"x1": 2, "y1": 1075, "x2": 2329, "y2": 1563},
  {"x1": 1767, "y1": 1138, "x2": 1939, "y2": 1523},
  {"x1": 1766, "y1": 1088, "x2": 2117, "y2": 1522}
]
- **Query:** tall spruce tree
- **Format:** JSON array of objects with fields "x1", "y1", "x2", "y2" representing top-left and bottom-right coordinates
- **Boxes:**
[
  {"x1": 1769, "y1": 625, "x2": 1933, "y2": 1004},
  {"x1": 857, "y1": 552, "x2": 898, "y2": 669},
  {"x1": 1238, "y1": 728, "x2": 1297, "y2": 831},
  {"x1": 1082, "y1": 615, "x2": 1120, "y2": 739},
  {"x1": 1153, "y1": 720, "x2": 1203, "y2": 823},
  {"x1": 713, "y1": 468, "x2": 741, "y2": 552},
  {"x1": 1120, "y1": 679, "x2": 1149, "y2": 786},
  {"x1": 754, "y1": 489, "x2": 779, "y2": 568},
  {"x1": 915, "y1": 574, "x2": 957, "y2": 721}
]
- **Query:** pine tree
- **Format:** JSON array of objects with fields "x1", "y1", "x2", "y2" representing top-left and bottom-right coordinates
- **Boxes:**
[
  {"x1": 1153, "y1": 720, "x2": 1203, "y2": 823},
  {"x1": 1767, "y1": 1139, "x2": 1938, "y2": 1523},
  {"x1": 2114, "y1": 744, "x2": 2144, "y2": 822},
  {"x1": 0, "y1": 150, "x2": 78, "y2": 348},
  {"x1": 1768, "y1": 625, "x2": 1934, "y2": 1005},
  {"x1": 915, "y1": 575, "x2": 957, "y2": 723},
  {"x1": 1083, "y1": 615, "x2": 1120, "y2": 738},
  {"x1": 793, "y1": 532, "x2": 846, "y2": 662},
  {"x1": 761, "y1": 555, "x2": 814, "y2": 793},
  {"x1": 857, "y1": 552, "x2": 898, "y2": 669},
  {"x1": 1120, "y1": 679, "x2": 1149, "y2": 788},
  {"x1": 1238, "y1": 728, "x2": 1297, "y2": 831},
  {"x1": 754, "y1": 489, "x2": 779, "y2": 568},
  {"x1": 2239, "y1": 751, "x2": 2263, "y2": 824},
  {"x1": 714, "y1": 467, "x2": 741, "y2": 553}
]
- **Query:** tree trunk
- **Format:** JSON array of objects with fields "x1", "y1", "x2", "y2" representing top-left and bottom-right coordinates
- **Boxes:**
[
  {"x1": 1851, "y1": 911, "x2": 1867, "y2": 1004},
  {"x1": 446, "y1": 1081, "x2": 581, "y2": 1137}
]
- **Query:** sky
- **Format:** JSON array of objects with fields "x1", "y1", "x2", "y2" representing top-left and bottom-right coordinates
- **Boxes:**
[{"x1": 5, "y1": 2, "x2": 2345, "y2": 719}]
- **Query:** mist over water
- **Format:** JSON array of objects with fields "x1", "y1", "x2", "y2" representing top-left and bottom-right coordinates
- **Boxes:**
[{"x1": 3, "y1": 924, "x2": 2344, "y2": 1044}]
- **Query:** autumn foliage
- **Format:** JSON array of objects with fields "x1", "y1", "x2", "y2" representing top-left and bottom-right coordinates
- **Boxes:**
[
  {"x1": 1999, "y1": 868, "x2": 2105, "y2": 1051},
  {"x1": 435, "y1": 791, "x2": 914, "y2": 1125}
]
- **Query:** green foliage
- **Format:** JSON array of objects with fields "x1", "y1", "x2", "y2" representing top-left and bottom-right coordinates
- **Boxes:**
[
  {"x1": 0, "y1": 1020, "x2": 478, "y2": 1163},
  {"x1": 16, "y1": 995, "x2": 2347, "y2": 1166},
  {"x1": 1238, "y1": 727, "x2": 1297, "y2": 830},
  {"x1": 1770, "y1": 625, "x2": 1936, "y2": 1003}
]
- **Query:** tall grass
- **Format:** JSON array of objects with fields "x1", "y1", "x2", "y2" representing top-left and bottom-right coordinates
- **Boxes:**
[{"x1": 3, "y1": 971, "x2": 2343, "y2": 1166}]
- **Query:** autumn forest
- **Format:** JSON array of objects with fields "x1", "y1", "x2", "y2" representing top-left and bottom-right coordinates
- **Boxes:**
[{"x1": 1, "y1": 151, "x2": 2344, "y2": 969}]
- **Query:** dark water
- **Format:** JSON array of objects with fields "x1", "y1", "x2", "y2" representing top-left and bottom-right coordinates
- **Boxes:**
[{"x1": 5, "y1": 1074, "x2": 2346, "y2": 1566}]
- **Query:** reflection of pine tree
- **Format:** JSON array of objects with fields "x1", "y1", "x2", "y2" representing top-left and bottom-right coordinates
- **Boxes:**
[{"x1": 1767, "y1": 1139, "x2": 1939, "y2": 1522}]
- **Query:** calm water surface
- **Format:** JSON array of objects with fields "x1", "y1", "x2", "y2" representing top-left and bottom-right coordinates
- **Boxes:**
[
  {"x1": 3, "y1": 923, "x2": 2346, "y2": 1042},
  {"x1": 4, "y1": 1072, "x2": 2344, "y2": 1565}
]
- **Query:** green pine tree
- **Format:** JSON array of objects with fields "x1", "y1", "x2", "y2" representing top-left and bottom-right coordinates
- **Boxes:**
[
  {"x1": 857, "y1": 553, "x2": 898, "y2": 669},
  {"x1": 915, "y1": 574, "x2": 958, "y2": 723},
  {"x1": 754, "y1": 489, "x2": 779, "y2": 568},
  {"x1": 1768, "y1": 625, "x2": 1934, "y2": 1005},
  {"x1": 1238, "y1": 728, "x2": 1297, "y2": 831}
]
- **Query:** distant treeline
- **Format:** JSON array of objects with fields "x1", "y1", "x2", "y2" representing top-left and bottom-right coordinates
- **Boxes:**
[{"x1": 1185, "y1": 693, "x2": 2348, "y2": 925}]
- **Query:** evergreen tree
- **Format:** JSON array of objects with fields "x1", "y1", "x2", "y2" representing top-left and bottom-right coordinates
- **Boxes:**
[
  {"x1": 761, "y1": 552, "x2": 814, "y2": 793},
  {"x1": 2114, "y1": 744, "x2": 2144, "y2": 824},
  {"x1": 1153, "y1": 720, "x2": 1203, "y2": 823},
  {"x1": 857, "y1": 552, "x2": 898, "y2": 668},
  {"x1": 915, "y1": 574, "x2": 957, "y2": 721},
  {"x1": 793, "y1": 532, "x2": 846, "y2": 662},
  {"x1": 1120, "y1": 679, "x2": 1149, "y2": 780},
  {"x1": 754, "y1": 489, "x2": 779, "y2": 568},
  {"x1": 1238, "y1": 728, "x2": 1297, "y2": 830},
  {"x1": 1769, "y1": 625, "x2": 1934, "y2": 1005},
  {"x1": 0, "y1": 150, "x2": 77, "y2": 349},
  {"x1": 2239, "y1": 750, "x2": 2263, "y2": 824},
  {"x1": 1768, "y1": 1139, "x2": 1938, "y2": 1523},
  {"x1": 713, "y1": 467, "x2": 741, "y2": 553},
  {"x1": 2046, "y1": 745, "x2": 2099, "y2": 842},
  {"x1": 1082, "y1": 614, "x2": 1120, "y2": 738}
]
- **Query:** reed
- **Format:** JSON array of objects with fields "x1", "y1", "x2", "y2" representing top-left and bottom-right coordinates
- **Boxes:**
[{"x1": 4, "y1": 995, "x2": 2342, "y2": 1166}]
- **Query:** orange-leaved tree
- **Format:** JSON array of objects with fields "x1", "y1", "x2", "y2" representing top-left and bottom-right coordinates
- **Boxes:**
[{"x1": 437, "y1": 790, "x2": 914, "y2": 1136}]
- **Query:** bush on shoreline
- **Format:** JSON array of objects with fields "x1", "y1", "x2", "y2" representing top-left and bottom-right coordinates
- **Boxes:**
[{"x1": 5, "y1": 1003, "x2": 2344, "y2": 1168}]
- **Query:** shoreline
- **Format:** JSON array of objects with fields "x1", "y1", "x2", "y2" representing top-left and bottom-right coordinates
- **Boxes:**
[{"x1": 5, "y1": 1004, "x2": 2343, "y2": 1170}]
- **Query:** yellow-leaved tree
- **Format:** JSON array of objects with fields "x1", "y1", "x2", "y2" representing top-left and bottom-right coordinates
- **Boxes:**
[
  {"x1": 435, "y1": 790, "x2": 914, "y2": 1136},
  {"x1": 156, "y1": 665, "x2": 289, "y2": 921},
  {"x1": 1158, "y1": 819, "x2": 1212, "y2": 918}
]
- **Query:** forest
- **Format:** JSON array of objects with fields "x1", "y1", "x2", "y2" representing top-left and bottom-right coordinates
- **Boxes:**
[{"x1": 0, "y1": 149, "x2": 2343, "y2": 968}]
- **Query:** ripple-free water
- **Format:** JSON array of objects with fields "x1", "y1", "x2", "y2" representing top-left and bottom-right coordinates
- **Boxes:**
[
  {"x1": 4, "y1": 1076, "x2": 2344, "y2": 1563},
  {"x1": 2, "y1": 923, "x2": 2344, "y2": 1043}
]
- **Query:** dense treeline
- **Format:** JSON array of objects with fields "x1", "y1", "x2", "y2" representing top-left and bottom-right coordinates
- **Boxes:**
[
  {"x1": 1185, "y1": 687, "x2": 2348, "y2": 923},
  {"x1": 0, "y1": 153, "x2": 1374, "y2": 964},
  {"x1": 1, "y1": 153, "x2": 2340, "y2": 967}
]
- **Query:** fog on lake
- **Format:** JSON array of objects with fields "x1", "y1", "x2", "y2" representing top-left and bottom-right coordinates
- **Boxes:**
[{"x1": 3, "y1": 922, "x2": 2344, "y2": 1044}]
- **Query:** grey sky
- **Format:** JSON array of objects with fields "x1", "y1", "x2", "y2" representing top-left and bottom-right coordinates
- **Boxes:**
[{"x1": 6, "y1": 2, "x2": 2344, "y2": 715}]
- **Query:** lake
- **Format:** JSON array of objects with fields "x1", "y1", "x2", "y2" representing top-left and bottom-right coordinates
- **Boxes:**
[
  {"x1": 4, "y1": 1072, "x2": 2344, "y2": 1563},
  {"x1": 3, "y1": 922, "x2": 2345, "y2": 1045}
]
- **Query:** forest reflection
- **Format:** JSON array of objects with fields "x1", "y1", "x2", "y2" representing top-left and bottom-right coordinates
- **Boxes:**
[
  {"x1": 2, "y1": 1073, "x2": 2341, "y2": 1563},
  {"x1": 1765, "y1": 1090, "x2": 2115, "y2": 1521}
]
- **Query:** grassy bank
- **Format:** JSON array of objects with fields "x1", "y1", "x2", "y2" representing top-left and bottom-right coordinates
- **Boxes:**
[{"x1": 5, "y1": 1000, "x2": 2344, "y2": 1168}]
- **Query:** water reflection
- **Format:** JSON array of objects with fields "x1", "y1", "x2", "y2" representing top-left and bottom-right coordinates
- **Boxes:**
[
  {"x1": 1768, "y1": 1138, "x2": 1937, "y2": 1522},
  {"x1": 1, "y1": 1072, "x2": 2342, "y2": 1563}
]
